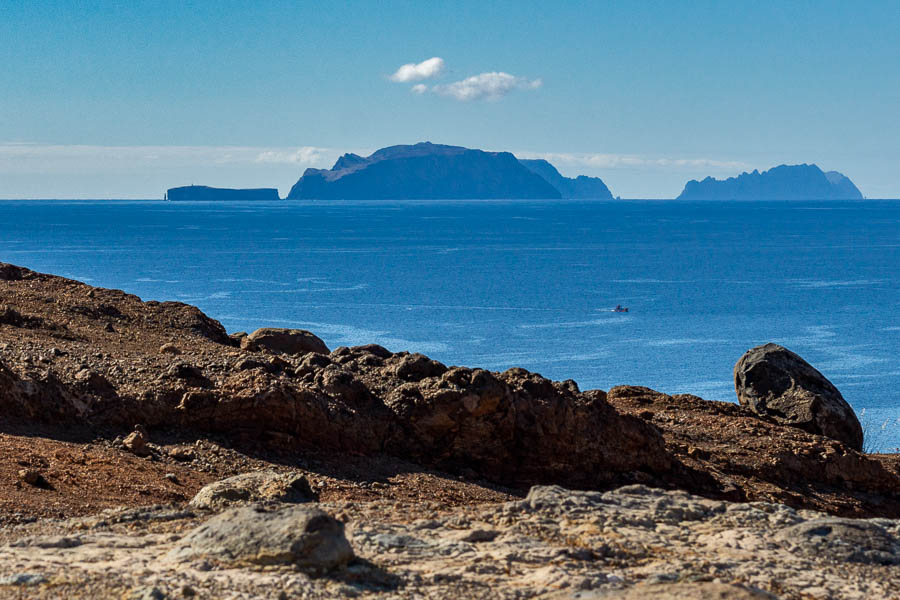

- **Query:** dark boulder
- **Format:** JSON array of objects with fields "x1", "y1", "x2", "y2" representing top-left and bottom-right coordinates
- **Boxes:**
[{"x1": 734, "y1": 343, "x2": 863, "y2": 450}]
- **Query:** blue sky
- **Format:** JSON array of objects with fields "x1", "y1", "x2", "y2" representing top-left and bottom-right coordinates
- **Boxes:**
[{"x1": 1, "y1": 0, "x2": 898, "y2": 198}]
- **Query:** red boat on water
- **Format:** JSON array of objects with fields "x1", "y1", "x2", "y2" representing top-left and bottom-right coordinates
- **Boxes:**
[{"x1": 613, "y1": 304, "x2": 629, "y2": 313}]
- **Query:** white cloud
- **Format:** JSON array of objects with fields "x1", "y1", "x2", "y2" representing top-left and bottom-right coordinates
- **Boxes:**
[
  {"x1": 517, "y1": 151, "x2": 749, "y2": 171},
  {"x1": 389, "y1": 57, "x2": 445, "y2": 82},
  {"x1": 410, "y1": 83, "x2": 428, "y2": 95},
  {"x1": 0, "y1": 143, "x2": 332, "y2": 172},
  {"x1": 0, "y1": 143, "x2": 348, "y2": 199},
  {"x1": 254, "y1": 146, "x2": 323, "y2": 165},
  {"x1": 431, "y1": 72, "x2": 542, "y2": 102}
]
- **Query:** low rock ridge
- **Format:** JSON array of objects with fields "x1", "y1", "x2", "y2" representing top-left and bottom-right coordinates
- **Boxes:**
[
  {"x1": 0, "y1": 261, "x2": 668, "y2": 492},
  {"x1": 166, "y1": 185, "x2": 280, "y2": 201}
]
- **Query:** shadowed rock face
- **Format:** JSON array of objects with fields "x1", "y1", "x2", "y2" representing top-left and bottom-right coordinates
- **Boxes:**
[
  {"x1": 734, "y1": 343, "x2": 863, "y2": 450},
  {"x1": 0, "y1": 262, "x2": 667, "y2": 491},
  {"x1": 519, "y1": 159, "x2": 614, "y2": 199}
]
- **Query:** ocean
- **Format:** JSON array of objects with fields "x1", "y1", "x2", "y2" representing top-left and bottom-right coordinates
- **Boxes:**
[{"x1": 2, "y1": 199, "x2": 898, "y2": 449}]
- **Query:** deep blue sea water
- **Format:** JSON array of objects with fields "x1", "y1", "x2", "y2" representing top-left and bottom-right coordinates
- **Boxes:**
[{"x1": 2, "y1": 199, "x2": 898, "y2": 449}]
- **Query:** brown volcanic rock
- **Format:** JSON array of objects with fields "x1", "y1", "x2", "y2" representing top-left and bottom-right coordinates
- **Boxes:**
[
  {"x1": 3, "y1": 261, "x2": 900, "y2": 518},
  {"x1": 0, "y1": 262, "x2": 666, "y2": 491},
  {"x1": 734, "y1": 343, "x2": 863, "y2": 450},
  {"x1": 608, "y1": 385, "x2": 900, "y2": 517},
  {"x1": 372, "y1": 359, "x2": 670, "y2": 486}
]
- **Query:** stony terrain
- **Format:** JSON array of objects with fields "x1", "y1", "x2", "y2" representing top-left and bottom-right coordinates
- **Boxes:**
[
  {"x1": 0, "y1": 482, "x2": 898, "y2": 599},
  {"x1": 1, "y1": 261, "x2": 899, "y2": 598}
]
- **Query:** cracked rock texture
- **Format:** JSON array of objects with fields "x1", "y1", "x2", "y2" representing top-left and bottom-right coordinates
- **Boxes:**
[
  {"x1": 0, "y1": 485, "x2": 898, "y2": 598},
  {"x1": 735, "y1": 343, "x2": 863, "y2": 450}
]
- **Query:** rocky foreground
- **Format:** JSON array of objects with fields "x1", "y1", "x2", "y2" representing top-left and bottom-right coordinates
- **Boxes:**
[{"x1": 0, "y1": 262, "x2": 899, "y2": 598}]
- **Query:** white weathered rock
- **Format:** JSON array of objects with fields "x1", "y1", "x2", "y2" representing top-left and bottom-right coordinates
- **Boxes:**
[
  {"x1": 189, "y1": 470, "x2": 315, "y2": 510},
  {"x1": 170, "y1": 504, "x2": 353, "y2": 571},
  {"x1": 1, "y1": 485, "x2": 898, "y2": 598}
]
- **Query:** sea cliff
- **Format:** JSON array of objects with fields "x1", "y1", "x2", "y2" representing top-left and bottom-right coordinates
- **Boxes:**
[{"x1": 519, "y1": 158, "x2": 613, "y2": 199}]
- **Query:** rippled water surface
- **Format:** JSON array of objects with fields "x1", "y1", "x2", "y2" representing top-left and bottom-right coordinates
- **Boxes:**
[{"x1": 2, "y1": 199, "x2": 898, "y2": 448}]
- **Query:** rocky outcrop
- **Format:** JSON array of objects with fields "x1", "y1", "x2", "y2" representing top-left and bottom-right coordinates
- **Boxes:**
[
  {"x1": 189, "y1": 471, "x2": 316, "y2": 510},
  {"x1": 607, "y1": 385, "x2": 900, "y2": 517},
  {"x1": 170, "y1": 504, "x2": 353, "y2": 571},
  {"x1": 677, "y1": 164, "x2": 864, "y2": 200},
  {"x1": 0, "y1": 262, "x2": 666, "y2": 492},
  {"x1": 734, "y1": 343, "x2": 863, "y2": 450},
  {"x1": 519, "y1": 159, "x2": 614, "y2": 199},
  {"x1": 287, "y1": 142, "x2": 562, "y2": 200},
  {"x1": 166, "y1": 186, "x2": 280, "y2": 201},
  {"x1": 241, "y1": 327, "x2": 329, "y2": 355}
]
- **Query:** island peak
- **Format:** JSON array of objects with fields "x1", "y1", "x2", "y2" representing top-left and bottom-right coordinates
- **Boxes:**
[{"x1": 287, "y1": 143, "x2": 562, "y2": 200}]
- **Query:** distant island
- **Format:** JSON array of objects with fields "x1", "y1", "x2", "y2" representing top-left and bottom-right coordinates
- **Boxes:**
[
  {"x1": 287, "y1": 142, "x2": 599, "y2": 200},
  {"x1": 519, "y1": 159, "x2": 613, "y2": 199},
  {"x1": 677, "y1": 164, "x2": 863, "y2": 200},
  {"x1": 165, "y1": 150, "x2": 864, "y2": 202},
  {"x1": 166, "y1": 185, "x2": 280, "y2": 201}
]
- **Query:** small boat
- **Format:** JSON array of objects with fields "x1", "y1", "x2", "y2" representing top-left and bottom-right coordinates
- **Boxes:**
[{"x1": 612, "y1": 304, "x2": 629, "y2": 313}]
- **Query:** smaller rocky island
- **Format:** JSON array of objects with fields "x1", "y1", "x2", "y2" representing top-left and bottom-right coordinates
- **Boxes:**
[
  {"x1": 677, "y1": 164, "x2": 863, "y2": 200},
  {"x1": 166, "y1": 185, "x2": 280, "y2": 201},
  {"x1": 519, "y1": 159, "x2": 613, "y2": 199}
]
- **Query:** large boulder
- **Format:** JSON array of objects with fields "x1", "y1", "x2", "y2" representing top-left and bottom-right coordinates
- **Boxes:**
[
  {"x1": 171, "y1": 504, "x2": 353, "y2": 571},
  {"x1": 241, "y1": 327, "x2": 329, "y2": 355},
  {"x1": 734, "y1": 343, "x2": 863, "y2": 450},
  {"x1": 775, "y1": 518, "x2": 900, "y2": 565},
  {"x1": 189, "y1": 471, "x2": 316, "y2": 510}
]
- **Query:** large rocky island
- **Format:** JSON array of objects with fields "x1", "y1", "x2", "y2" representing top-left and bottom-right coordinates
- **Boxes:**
[
  {"x1": 0, "y1": 262, "x2": 898, "y2": 598},
  {"x1": 677, "y1": 164, "x2": 863, "y2": 200},
  {"x1": 288, "y1": 142, "x2": 584, "y2": 200},
  {"x1": 167, "y1": 185, "x2": 280, "y2": 201}
]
